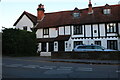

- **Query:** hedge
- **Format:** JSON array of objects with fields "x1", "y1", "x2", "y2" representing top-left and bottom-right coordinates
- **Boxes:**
[
  {"x1": 51, "y1": 51, "x2": 120, "y2": 60},
  {"x1": 2, "y1": 28, "x2": 38, "y2": 57}
]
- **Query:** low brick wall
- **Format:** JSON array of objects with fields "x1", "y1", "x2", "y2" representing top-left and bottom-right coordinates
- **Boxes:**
[{"x1": 51, "y1": 51, "x2": 120, "y2": 60}]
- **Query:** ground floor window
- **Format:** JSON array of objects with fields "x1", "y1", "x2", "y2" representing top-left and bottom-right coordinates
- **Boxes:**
[
  {"x1": 107, "y1": 40, "x2": 118, "y2": 50},
  {"x1": 95, "y1": 41, "x2": 101, "y2": 46},
  {"x1": 74, "y1": 41, "x2": 83, "y2": 48},
  {"x1": 41, "y1": 42, "x2": 46, "y2": 52}
]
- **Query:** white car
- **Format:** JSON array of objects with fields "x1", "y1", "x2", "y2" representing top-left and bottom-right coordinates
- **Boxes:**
[{"x1": 73, "y1": 45, "x2": 118, "y2": 51}]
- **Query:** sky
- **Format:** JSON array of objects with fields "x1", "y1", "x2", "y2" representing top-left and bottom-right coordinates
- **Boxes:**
[{"x1": 0, "y1": 0, "x2": 120, "y2": 31}]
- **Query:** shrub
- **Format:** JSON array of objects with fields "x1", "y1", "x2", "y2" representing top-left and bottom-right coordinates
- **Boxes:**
[{"x1": 2, "y1": 28, "x2": 38, "y2": 57}]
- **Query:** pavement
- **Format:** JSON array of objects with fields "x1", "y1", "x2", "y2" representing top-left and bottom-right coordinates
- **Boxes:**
[{"x1": 4, "y1": 56, "x2": 120, "y2": 65}]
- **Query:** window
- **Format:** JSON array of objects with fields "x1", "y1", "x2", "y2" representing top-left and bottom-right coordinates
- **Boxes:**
[
  {"x1": 107, "y1": 23, "x2": 116, "y2": 33},
  {"x1": 107, "y1": 40, "x2": 118, "y2": 50},
  {"x1": 73, "y1": 7, "x2": 80, "y2": 18},
  {"x1": 74, "y1": 41, "x2": 83, "y2": 48},
  {"x1": 103, "y1": 9, "x2": 111, "y2": 14},
  {"x1": 95, "y1": 41, "x2": 101, "y2": 46},
  {"x1": 74, "y1": 25, "x2": 83, "y2": 35},
  {"x1": 23, "y1": 26, "x2": 27, "y2": 30},
  {"x1": 43, "y1": 28, "x2": 49, "y2": 35},
  {"x1": 73, "y1": 13, "x2": 80, "y2": 18}
]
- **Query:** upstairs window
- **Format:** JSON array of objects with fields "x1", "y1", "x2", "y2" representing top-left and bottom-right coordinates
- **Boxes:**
[
  {"x1": 43, "y1": 28, "x2": 49, "y2": 35},
  {"x1": 107, "y1": 23, "x2": 116, "y2": 33},
  {"x1": 74, "y1": 25, "x2": 83, "y2": 35},
  {"x1": 103, "y1": 9, "x2": 111, "y2": 15}
]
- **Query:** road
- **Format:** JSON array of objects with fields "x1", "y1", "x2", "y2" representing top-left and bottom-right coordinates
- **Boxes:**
[{"x1": 2, "y1": 57, "x2": 120, "y2": 78}]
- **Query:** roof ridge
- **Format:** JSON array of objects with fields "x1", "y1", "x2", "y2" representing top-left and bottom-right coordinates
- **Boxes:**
[
  {"x1": 45, "y1": 4, "x2": 120, "y2": 14},
  {"x1": 24, "y1": 11, "x2": 37, "y2": 17}
]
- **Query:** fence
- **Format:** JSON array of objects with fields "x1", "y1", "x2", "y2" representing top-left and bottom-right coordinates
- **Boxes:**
[{"x1": 51, "y1": 51, "x2": 120, "y2": 60}]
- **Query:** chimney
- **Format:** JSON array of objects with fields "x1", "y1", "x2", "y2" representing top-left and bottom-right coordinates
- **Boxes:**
[
  {"x1": 37, "y1": 4, "x2": 45, "y2": 22},
  {"x1": 88, "y1": 0, "x2": 93, "y2": 14}
]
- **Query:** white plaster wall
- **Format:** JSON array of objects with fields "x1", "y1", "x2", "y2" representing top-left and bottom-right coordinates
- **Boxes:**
[
  {"x1": 43, "y1": 35, "x2": 49, "y2": 38},
  {"x1": 37, "y1": 43, "x2": 41, "y2": 52},
  {"x1": 107, "y1": 33, "x2": 117, "y2": 36},
  {"x1": 36, "y1": 29, "x2": 43, "y2": 38},
  {"x1": 15, "y1": 15, "x2": 33, "y2": 32},
  {"x1": 49, "y1": 28, "x2": 57, "y2": 38},
  {"x1": 65, "y1": 26, "x2": 70, "y2": 35},
  {"x1": 118, "y1": 23, "x2": 120, "y2": 50},
  {"x1": 59, "y1": 27, "x2": 64, "y2": 35},
  {"x1": 99, "y1": 24, "x2": 105, "y2": 37},
  {"x1": 118, "y1": 23, "x2": 120, "y2": 35},
  {"x1": 85, "y1": 25, "x2": 91, "y2": 37},
  {"x1": 93, "y1": 24, "x2": 98, "y2": 37},
  {"x1": 65, "y1": 37, "x2": 72, "y2": 51}
]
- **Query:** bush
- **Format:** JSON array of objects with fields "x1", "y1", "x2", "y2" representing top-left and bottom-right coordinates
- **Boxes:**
[{"x1": 2, "y1": 28, "x2": 38, "y2": 57}]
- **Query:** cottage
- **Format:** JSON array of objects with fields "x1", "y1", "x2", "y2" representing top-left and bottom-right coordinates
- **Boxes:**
[{"x1": 14, "y1": 1, "x2": 120, "y2": 56}]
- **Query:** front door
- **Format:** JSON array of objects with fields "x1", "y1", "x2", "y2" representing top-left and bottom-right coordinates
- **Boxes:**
[
  {"x1": 58, "y1": 41, "x2": 65, "y2": 51},
  {"x1": 49, "y1": 42, "x2": 54, "y2": 52},
  {"x1": 41, "y1": 42, "x2": 46, "y2": 52}
]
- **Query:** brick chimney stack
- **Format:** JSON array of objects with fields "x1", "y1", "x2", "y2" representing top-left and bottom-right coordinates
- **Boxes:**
[
  {"x1": 88, "y1": 0, "x2": 93, "y2": 14},
  {"x1": 37, "y1": 4, "x2": 45, "y2": 22}
]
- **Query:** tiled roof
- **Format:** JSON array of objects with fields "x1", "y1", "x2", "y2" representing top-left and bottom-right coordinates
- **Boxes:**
[
  {"x1": 13, "y1": 11, "x2": 37, "y2": 26},
  {"x1": 55, "y1": 35, "x2": 71, "y2": 41},
  {"x1": 37, "y1": 38, "x2": 55, "y2": 42},
  {"x1": 37, "y1": 35, "x2": 71, "y2": 42},
  {"x1": 36, "y1": 4, "x2": 120, "y2": 29}
]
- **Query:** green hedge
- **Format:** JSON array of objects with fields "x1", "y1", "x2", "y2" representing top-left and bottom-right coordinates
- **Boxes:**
[
  {"x1": 51, "y1": 51, "x2": 120, "y2": 60},
  {"x1": 2, "y1": 28, "x2": 38, "y2": 57}
]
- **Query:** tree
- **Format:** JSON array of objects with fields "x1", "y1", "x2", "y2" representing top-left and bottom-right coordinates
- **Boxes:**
[{"x1": 2, "y1": 28, "x2": 38, "y2": 56}]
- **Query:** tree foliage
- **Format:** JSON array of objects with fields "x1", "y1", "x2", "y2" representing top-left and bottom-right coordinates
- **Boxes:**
[{"x1": 2, "y1": 28, "x2": 38, "y2": 56}]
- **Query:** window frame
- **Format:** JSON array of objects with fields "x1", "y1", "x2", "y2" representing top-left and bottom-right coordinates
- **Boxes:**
[
  {"x1": 43, "y1": 28, "x2": 49, "y2": 35},
  {"x1": 107, "y1": 23, "x2": 117, "y2": 33},
  {"x1": 95, "y1": 41, "x2": 101, "y2": 46},
  {"x1": 74, "y1": 41, "x2": 83, "y2": 48},
  {"x1": 73, "y1": 12, "x2": 80, "y2": 18},
  {"x1": 73, "y1": 25, "x2": 83, "y2": 35},
  {"x1": 103, "y1": 9, "x2": 111, "y2": 15},
  {"x1": 23, "y1": 26, "x2": 27, "y2": 30}
]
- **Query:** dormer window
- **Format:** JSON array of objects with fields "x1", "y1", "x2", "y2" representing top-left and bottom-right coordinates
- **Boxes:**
[
  {"x1": 73, "y1": 12, "x2": 80, "y2": 18},
  {"x1": 73, "y1": 7, "x2": 80, "y2": 18},
  {"x1": 103, "y1": 4, "x2": 111, "y2": 15},
  {"x1": 103, "y1": 9, "x2": 111, "y2": 14}
]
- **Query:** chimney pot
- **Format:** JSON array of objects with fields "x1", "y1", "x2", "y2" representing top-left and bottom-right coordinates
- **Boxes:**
[{"x1": 37, "y1": 4, "x2": 45, "y2": 22}]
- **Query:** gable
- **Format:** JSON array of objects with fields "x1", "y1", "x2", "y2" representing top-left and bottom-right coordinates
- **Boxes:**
[
  {"x1": 13, "y1": 11, "x2": 37, "y2": 26},
  {"x1": 15, "y1": 15, "x2": 34, "y2": 29}
]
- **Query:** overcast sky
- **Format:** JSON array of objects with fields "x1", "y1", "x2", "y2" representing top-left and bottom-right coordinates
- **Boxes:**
[{"x1": 0, "y1": 0, "x2": 120, "y2": 31}]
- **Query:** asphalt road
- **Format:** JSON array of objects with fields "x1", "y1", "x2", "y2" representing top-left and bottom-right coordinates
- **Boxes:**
[{"x1": 2, "y1": 57, "x2": 120, "y2": 79}]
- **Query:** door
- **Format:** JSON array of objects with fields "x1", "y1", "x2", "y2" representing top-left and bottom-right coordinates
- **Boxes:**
[
  {"x1": 49, "y1": 42, "x2": 54, "y2": 52},
  {"x1": 58, "y1": 41, "x2": 65, "y2": 51},
  {"x1": 41, "y1": 42, "x2": 46, "y2": 52}
]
